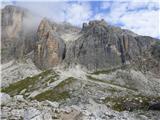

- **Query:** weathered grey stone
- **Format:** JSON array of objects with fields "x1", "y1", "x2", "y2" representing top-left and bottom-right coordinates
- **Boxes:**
[
  {"x1": 65, "y1": 20, "x2": 155, "y2": 71},
  {"x1": 42, "y1": 100, "x2": 59, "y2": 108},
  {"x1": 1, "y1": 5, "x2": 37, "y2": 63},
  {"x1": 13, "y1": 95, "x2": 25, "y2": 102},
  {"x1": 34, "y1": 18, "x2": 66, "y2": 69},
  {"x1": 24, "y1": 107, "x2": 41, "y2": 120},
  {"x1": 1, "y1": 93, "x2": 11, "y2": 105}
]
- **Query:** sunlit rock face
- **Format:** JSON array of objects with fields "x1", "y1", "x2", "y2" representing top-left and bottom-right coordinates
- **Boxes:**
[{"x1": 34, "y1": 19, "x2": 66, "y2": 69}]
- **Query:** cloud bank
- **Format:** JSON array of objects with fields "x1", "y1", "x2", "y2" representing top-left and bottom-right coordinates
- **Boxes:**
[{"x1": 1, "y1": 0, "x2": 160, "y2": 38}]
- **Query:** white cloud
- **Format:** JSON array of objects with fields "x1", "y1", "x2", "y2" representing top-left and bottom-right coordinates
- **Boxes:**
[
  {"x1": 94, "y1": 13, "x2": 105, "y2": 20},
  {"x1": 120, "y1": 9, "x2": 160, "y2": 37},
  {"x1": 12, "y1": 1, "x2": 92, "y2": 26},
  {"x1": 95, "y1": 1, "x2": 160, "y2": 38},
  {"x1": 15, "y1": 2, "x2": 69, "y2": 22},
  {"x1": 2, "y1": 1, "x2": 159, "y2": 38},
  {"x1": 101, "y1": 1, "x2": 111, "y2": 9},
  {"x1": 1, "y1": 0, "x2": 14, "y2": 8},
  {"x1": 65, "y1": 2, "x2": 92, "y2": 26}
]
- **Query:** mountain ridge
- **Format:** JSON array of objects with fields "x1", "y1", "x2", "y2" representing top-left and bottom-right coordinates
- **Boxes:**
[
  {"x1": 1, "y1": 5, "x2": 159, "y2": 69},
  {"x1": 1, "y1": 5, "x2": 160, "y2": 120}
]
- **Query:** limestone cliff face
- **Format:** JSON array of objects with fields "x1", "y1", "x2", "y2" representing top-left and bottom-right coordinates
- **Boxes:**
[
  {"x1": 1, "y1": 5, "x2": 158, "y2": 72},
  {"x1": 65, "y1": 20, "x2": 155, "y2": 70},
  {"x1": 1, "y1": 5, "x2": 37, "y2": 63},
  {"x1": 34, "y1": 19, "x2": 65, "y2": 69},
  {"x1": 1, "y1": 5, "x2": 24, "y2": 62}
]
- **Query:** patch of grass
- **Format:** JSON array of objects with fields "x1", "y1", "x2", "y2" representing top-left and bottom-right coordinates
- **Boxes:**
[
  {"x1": 104, "y1": 95, "x2": 160, "y2": 112},
  {"x1": 155, "y1": 41, "x2": 160, "y2": 45},
  {"x1": 45, "y1": 74, "x2": 59, "y2": 84},
  {"x1": 54, "y1": 77, "x2": 76, "y2": 90},
  {"x1": 87, "y1": 75, "x2": 137, "y2": 91},
  {"x1": 1, "y1": 69, "x2": 53, "y2": 96},
  {"x1": 106, "y1": 87, "x2": 121, "y2": 93},
  {"x1": 33, "y1": 89, "x2": 70, "y2": 102},
  {"x1": 33, "y1": 77, "x2": 77, "y2": 102},
  {"x1": 91, "y1": 65, "x2": 128, "y2": 75}
]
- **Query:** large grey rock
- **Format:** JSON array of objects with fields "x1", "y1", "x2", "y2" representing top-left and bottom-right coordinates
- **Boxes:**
[
  {"x1": 34, "y1": 19, "x2": 66, "y2": 69},
  {"x1": 42, "y1": 100, "x2": 59, "y2": 108},
  {"x1": 151, "y1": 42, "x2": 160, "y2": 61},
  {"x1": 1, "y1": 5, "x2": 37, "y2": 63},
  {"x1": 65, "y1": 20, "x2": 155, "y2": 71},
  {"x1": 13, "y1": 95, "x2": 25, "y2": 102},
  {"x1": 24, "y1": 107, "x2": 53, "y2": 120},
  {"x1": 24, "y1": 107, "x2": 41, "y2": 120},
  {"x1": 1, "y1": 59, "x2": 40, "y2": 87},
  {"x1": 1, "y1": 93, "x2": 11, "y2": 105},
  {"x1": 131, "y1": 41, "x2": 160, "y2": 76}
]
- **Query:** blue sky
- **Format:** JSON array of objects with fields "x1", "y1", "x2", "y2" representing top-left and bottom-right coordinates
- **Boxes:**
[{"x1": 1, "y1": 0, "x2": 160, "y2": 38}]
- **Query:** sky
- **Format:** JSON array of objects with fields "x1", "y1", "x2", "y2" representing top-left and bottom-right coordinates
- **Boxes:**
[{"x1": 1, "y1": 0, "x2": 160, "y2": 38}]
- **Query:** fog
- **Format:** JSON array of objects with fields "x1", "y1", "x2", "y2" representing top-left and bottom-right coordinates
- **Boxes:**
[
  {"x1": 16, "y1": 2, "x2": 70, "y2": 35},
  {"x1": 16, "y1": 1, "x2": 70, "y2": 22}
]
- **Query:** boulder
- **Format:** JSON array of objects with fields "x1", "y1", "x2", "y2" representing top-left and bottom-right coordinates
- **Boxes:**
[
  {"x1": 43, "y1": 100, "x2": 59, "y2": 108},
  {"x1": 1, "y1": 93, "x2": 11, "y2": 105},
  {"x1": 13, "y1": 95, "x2": 25, "y2": 102},
  {"x1": 24, "y1": 107, "x2": 53, "y2": 120},
  {"x1": 24, "y1": 107, "x2": 41, "y2": 120}
]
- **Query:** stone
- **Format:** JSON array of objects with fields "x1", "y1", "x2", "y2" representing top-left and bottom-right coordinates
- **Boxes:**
[
  {"x1": 20, "y1": 89, "x2": 27, "y2": 94},
  {"x1": 13, "y1": 95, "x2": 25, "y2": 102},
  {"x1": 24, "y1": 107, "x2": 41, "y2": 120},
  {"x1": 10, "y1": 109, "x2": 24, "y2": 118},
  {"x1": 61, "y1": 106, "x2": 72, "y2": 114},
  {"x1": 1, "y1": 93, "x2": 11, "y2": 105},
  {"x1": 43, "y1": 100, "x2": 59, "y2": 108},
  {"x1": 42, "y1": 110, "x2": 53, "y2": 120},
  {"x1": 65, "y1": 20, "x2": 155, "y2": 71},
  {"x1": 1, "y1": 5, "x2": 37, "y2": 63}
]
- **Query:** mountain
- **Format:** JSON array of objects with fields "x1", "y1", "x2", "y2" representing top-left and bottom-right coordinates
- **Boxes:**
[
  {"x1": 1, "y1": 5, "x2": 159, "y2": 72},
  {"x1": 1, "y1": 5, "x2": 160, "y2": 120},
  {"x1": 34, "y1": 19, "x2": 66, "y2": 69},
  {"x1": 65, "y1": 20, "x2": 156, "y2": 70},
  {"x1": 1, "y1": 5, "x2": 38, "y2": 63},
  {"x1": 33, "y1": 18, "x2": 158, "y2": 72}
]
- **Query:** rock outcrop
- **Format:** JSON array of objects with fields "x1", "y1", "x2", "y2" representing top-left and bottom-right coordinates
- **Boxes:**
[
  {"x1": 132, "y1": 41, "x2": 160, "y2": 76},
  {"x1": 34, "y1": 19, "x2": 66, "y2": 69},
  {"x1": 1, "y1": 93, "x2": 11, "y2": 105},
  {"x1": 65, "y1": 20, "x2": 155, "y2": 70},
  {"x1": 1, "y1": 5, "x2": 37, "y2": 63}
]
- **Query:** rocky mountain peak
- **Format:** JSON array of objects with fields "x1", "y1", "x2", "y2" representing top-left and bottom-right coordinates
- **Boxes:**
[
  {"x1": 37, "y1": 18, "x2": 54, "y2": 39},
  {"x1": 34, "y1": 18, "x2": 66, "y2": 69},
  {"x1": 82, "y1": 19, "x2": 108, "y2": 33},
  {"x1": 1, "y1": 5, "x2": 159, "y2": 72},
  {"x1": 2, "y1": 5, "x2": 25, "y2": 14},
  {"x1": 1, "y1": 5, "x2": 29, "y2": 63},
  {"x1": 65, "y1": 19, "x2": 155, "y2": 70}
]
